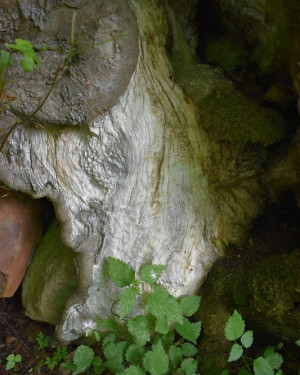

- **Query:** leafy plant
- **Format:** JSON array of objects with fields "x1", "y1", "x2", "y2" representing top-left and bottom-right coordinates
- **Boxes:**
[
  {"x1": 44, "y1": 345, "x2": 68, "y2": 370},
  {"x1": 222, "y1": 310, "x2": 283, "y2": 375},
  {"x1": 62, "y1": 257, "x2": 202, "y2": 374},
  {"x1": 5, "y1": 353, "x2": 22, "y2": 371},
  {"x1": 36, "y1": 331, "x2": 50, "y2": 349}
]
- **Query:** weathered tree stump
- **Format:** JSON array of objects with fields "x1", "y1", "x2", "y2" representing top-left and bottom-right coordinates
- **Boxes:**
[{"x1": 0, "y1": 0, "x2": 286, "y2": 342}]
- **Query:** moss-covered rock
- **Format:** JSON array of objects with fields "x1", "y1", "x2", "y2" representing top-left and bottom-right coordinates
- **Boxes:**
[{"x1": 22, "y1": 219, "x2": 77, "y2": 325}]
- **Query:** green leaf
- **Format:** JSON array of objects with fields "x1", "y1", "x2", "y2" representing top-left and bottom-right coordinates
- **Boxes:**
[
  {"x1": 228, "y1": 343, "x2": 243, "y2": 362},
  {"x1": 120, "y1": 287, "x2": 137, "y2": 319},
  {"x1": 179, "y1": 296, "x2": 201, "y2": 317},
  {"x1": 169, "y1": 345, "x2": 182, "y2": 368},
  {"x1": 97, "y1": 318, "x2": 118, "y2": 330},
  {"x1": 275, "y1": 370, "x2": 282, "y2": 375},
  {"x1": 102, "y1": 333, "x2": 116, "y2": 347},
  {"x1": 103, "y1": 342, "x2": 128, "y2": 363},
  {"x1": 264, "y1": 347, "x2": 275, "y2": 357},
  {"x1": 118, "y1": 365, "x2": 146, "y2": 375},
  {"x1": 73, "y1": 345, "x2": 94, "y2": 374},
  {"x1": 105, "y1": 360, "x2": 125, "y2": 373},
  {"x1": 94, "y1": 331, "x2": 101, "y2": 342},
  {"x1": 253, "y1": 357, "x2": 274, "y2": 375},
  {"x1": 126, "y1": 344, "x2": 146, "y2": 365},
  {"x1": 146, "y1": 340, "x2": 169, "y2": 375},
  {"x1": 0, "y1": 50, "x2": 11, "y2": 71},
  {"x1": 147, "y1": 286, "x2": 183, "y2": 324},
  {"x1": 139, "y1": 265, "x2": 166, "y2": 284},
  {"x1": 6, "y1": 39, "x2": 40, "y2": 72},
  {"x1": 160, "y1": 330, "x2": 175, "y2": 348},
  {"x1": 221, "y1": 371, "x2": 229, "y2": 375},
  {"x1": 175, "y1": 317, "x2": 201, "y2": 344},
  {"x1": 225, "y1": 311, "x2": 245, "y2": 341},
  {"x1": 61, "y1": 360, "x2": 77, "y2": 372},
  {"x1": 295, "y1": 339, "x2": 300, "y2": 346},
  {"x1": 155, "y1": 318, "x2": 170, "y2": 334},
  {"x1": 128, "y1": 315, "x2": 151, "y2": 346},
  {"x1": 180, "y1": 358, "x2": 197, "y2": 375},
  {"x1": 6, "y1": 354, "x2": 15, "y2": 361},
  {"x1": 14, "y1": 354, "x2": 22, "y2": 363},
  {"x1": 6, "y1": 361, "x2": 15, "y2": 371},
  {"x1": 108, "y1": 257, "x2": 136, "y2": 287},
  {"x1": 181, "y1": 343, "x2": 197, "y2": 357},
  {"x1": 92, "y1": 356, "x2": 104, "y2": 375},
  {"x1": 238, "y1": 369, "x2": 252, "y2": 375},
  {"x1": 264, "y1": 352, "x2": 283, "y2": 370},
  {"x1": 241, "y1": 330, "x2": 253, "y2": 348}
]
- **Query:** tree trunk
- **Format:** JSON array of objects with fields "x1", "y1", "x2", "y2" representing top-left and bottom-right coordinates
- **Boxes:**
[{"x1": 0, "y1": 0, "x2": 284, "y2": 342}]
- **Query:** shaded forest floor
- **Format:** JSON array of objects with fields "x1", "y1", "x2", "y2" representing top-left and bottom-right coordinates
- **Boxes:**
[{"x1": 0, "y1": 196, "x2": 299, "y2": 374}]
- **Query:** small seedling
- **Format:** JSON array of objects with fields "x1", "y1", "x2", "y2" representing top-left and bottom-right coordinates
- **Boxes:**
[
  {"x1": 5, "y1": 354, "x2": 22, "y2": 371},
  {"x1": 36, "y1": 331, "x2": 50, "y2": 349},
  {"x1": 222, "y1": 310, "x2": 283, "y2": 375},
  {"x1": 44, "y1": 345, "x2": 68, "y2": 370}
]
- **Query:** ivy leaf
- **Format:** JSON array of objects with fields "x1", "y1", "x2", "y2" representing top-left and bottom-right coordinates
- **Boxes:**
[
  {"x1": 108, "y1": 257, "x2": 136, "y2": 287},
  {"x1": 253, "y1": 357, "x2": 274, "y2": 375},
  {"x1": 181, "y1": 343, "x2": 197, "y2": 357},
  {"x1": 241, "y1": 330, "x2": 253, "y2": 348},
  {"x1": 225, "y1": 311, "x2": 245, "y2": 341},
  {"x1": 144, "y1": 340, "x2": 169, "y2": 375},
  {"x1": 180, "y1": 358, "x2": 197, "y2": 375},
  {"x1": 179, "y1": 295, "x2": 201, "y2": 317},
  {"x1": 139, "y1": 265, "x2": 166, "y2": 284},
  {"x1": 126, "y1": 344, "x2": 146, "y2": 365},
  {"x1": 118, "y1": 365, "x2": 146, "y2": 375},
  {"x1": 147, "y1": 286, "x2": 182, "y2": 324},
  {"x1": 228, "y1": 343, "x2": 243, "y2": 362},
  {"x1": 120, "y1": 287, "x2": 137, "y2": 319},
  {"x1": 73, "y1": 345, "x2": 94, "y2": 375},
  {"x1": 155, "y1": 318, "x2": 169, "y2": 334},
  {"x1": 169, "y1": 345, "x2": 182, "y2": 369},
  {"x1": 0, "y1": 50, "x2": 11, "y2": 72},
  {"x1": 175, "y1": 317, "x2": 201, "y2": 344},
  {"x1": 128, "y1": 315, "x2": 151, "y2": 346}
]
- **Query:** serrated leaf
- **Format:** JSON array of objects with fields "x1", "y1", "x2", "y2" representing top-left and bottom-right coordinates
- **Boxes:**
[
  {"x1": 253, "y1": 357, "x2": 274, "y2": 375},
  {"x1": 120, "y1": 287, "x2": 137, "y2": 319},
  {"x1": 126, "y1": 344, "x2": 146, "y2": 365},
  {"x1": 105, "y1": 359, "x2": 125, "y2": 373},
  {"x1": 169, "y1": 345, "x2": 182, "y2": 368},
  {"x1": 108, "y1": 257, "x2": 136, "y2": 287},
  {"x1": 181, "y1": 343, "x2": 197, "y2": 357},
  {"x1": 228, "y1": 343, "x2": 243, "y2": 362},
  {"x1": 147, "y1": 286, "x2": 182, "y2": 324},
  {"x1": 241, "y1": 330, "x2": 253, "y2": 348},
  {"x1": 179, "y1": 296, "x2": 201, "y2": 317},
  {"x1": 102, "y1": 333, "x2": 116, "y2": 346},
  {"x1": 155, "y1": 318, "x2": 170, "y2": 334},
  {"x1": 180, "y1": 358, "x2": 197, "y2": 375},
  {"x1": 0, "y1": 50, "x2": 11, "y2": 71},
  {"x1": 103, "y1": 341, "x2": 128, "y2": 363},
  {"x1": 73, "y1": 345, "x2": 94, "y2": 374},
  {"x1": 128, "y1": 315, "x2": 151, "y2": 346},
  {"x1": 139, "y1": 265, "x2": 166, "y2": 284},
  {"x1": 225, "y1": 311, "x2": 245, "y2": 341},
  {"x1": 175, "y1": 317, "x2": 201, "y2": 344},
  {"x1": 264, "y1": 352, "x2": 283, "y2": 370},
  {"x1": 92, "y1": 356, "x2": 104, "y2": 375},
  {"x1": 160, "y1": 330, "x2": 175, "y2": 348},
  {"x1": 118, "y1": 365, "x2": 146, "y2": 375},
  {"x1": 148, "y1": 340, "x2": 169, "y2": 375},
  {"x1": 97, "y1": 318, "x2": 118, "y2": 330}
]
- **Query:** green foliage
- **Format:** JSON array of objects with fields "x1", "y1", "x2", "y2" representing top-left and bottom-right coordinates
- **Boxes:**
[
  {"x1": 61, "y1": 257, "x2": 202, "y2": 374},
  {"x1": 36, "y1": 331, "x2": 50, "y2": 349},
  {"x1": 223, "y1": 311, "x2": 283, "y2": 375},
  {"x1": 5, "y1": 354, "x2": 22, "y2": 371},
  {"x1": 5, "y1": 39, "x2": 40, "y2": 72},
  {"x1": 44, "y1": 345, "x2": 68, "y2": 370}
]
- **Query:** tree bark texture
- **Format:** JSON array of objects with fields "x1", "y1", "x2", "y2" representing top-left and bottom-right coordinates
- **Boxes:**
[{"x1": 0, "y1": 0, "x2": 285, "y2": 341}]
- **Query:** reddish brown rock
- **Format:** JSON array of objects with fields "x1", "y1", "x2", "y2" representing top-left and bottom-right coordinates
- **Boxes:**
[{"x1": 0, "y1": 187, "x2": 44, "y2": 297}]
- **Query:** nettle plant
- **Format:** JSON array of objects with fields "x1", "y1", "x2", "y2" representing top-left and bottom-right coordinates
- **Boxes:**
[
  {"x1": 61, "y1": 257, "x2": 202, "y2": 375},
  {"x1": 221, "y1": 311, "x2": 283, "y2": 375}
]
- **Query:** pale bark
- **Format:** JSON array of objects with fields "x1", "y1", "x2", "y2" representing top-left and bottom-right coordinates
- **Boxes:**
[{"x1": 0, "y1": 0, "x2": 276, "y2": 341}]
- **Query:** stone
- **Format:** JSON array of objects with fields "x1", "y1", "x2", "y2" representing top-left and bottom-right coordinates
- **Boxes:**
[{"x1": 0, "y1": 187, "x2": 44, "y2": 297}]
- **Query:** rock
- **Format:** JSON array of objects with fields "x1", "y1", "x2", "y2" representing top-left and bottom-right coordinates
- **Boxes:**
[
  {"x1": 22, "y1": 219, "x2": 77, "y2": 325},
  {"x1": 0, "y1": 187, "x2": 44, "y2": 297}
]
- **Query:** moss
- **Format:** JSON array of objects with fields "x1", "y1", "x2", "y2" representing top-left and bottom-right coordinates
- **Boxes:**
[
  {"x1": 22, "y1": 219, "x2": 77, "y2": 325},
  {"x1": 248, "y1": 253, "x2": 300, "y2": 324},
  {"x1": 205, "y1": 37, "x2": 247, "y2": 73},
  {"x1": 199, "y1": 86, "x2": 285, "y2": 147}
]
